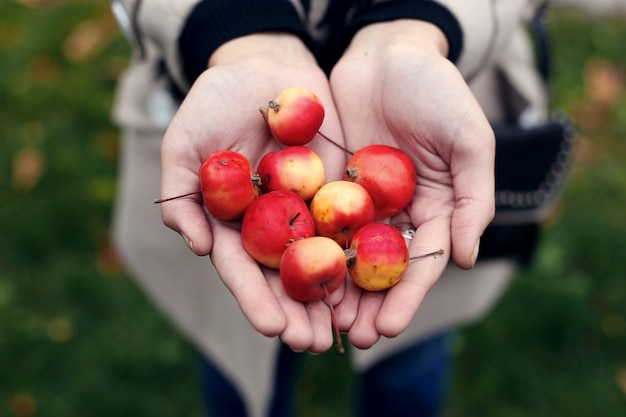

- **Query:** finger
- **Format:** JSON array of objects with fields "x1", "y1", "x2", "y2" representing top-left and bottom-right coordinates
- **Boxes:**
[
  {"x1": 263, "y1": 271, "x2": 318, "y2": 352},
  {"x1": 270, "y1": 276, "x2": 344, "y2": 353},
  {"x1": 333, "y1": 278, "x2": 360, "y2": 332},
  {"x1": 305, "y1": 300, "x2": 335, "y2": 354},
  {"x1": 209, "y1": 219, "x2": 287, "y2": 337},
  {"x1": 160, "y1": 131, "x2": 214, "y2": 256},
  {"x1": 450, "y1": 125, "x2": 496, "y2": 269},
  {"x1": 348, "y1": 290, "x2": 385, "y2": 349},
  {"x1": 159, "y1": 194, "x2": 213, "y2": 256},
  {"x1": 375, "y1": 215, "x2": 450, "y2": 338}
]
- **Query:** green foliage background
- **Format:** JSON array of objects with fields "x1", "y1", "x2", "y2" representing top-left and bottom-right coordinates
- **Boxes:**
[{"x1": 1, "y1": 1, "x2": 624, "y2": 416}]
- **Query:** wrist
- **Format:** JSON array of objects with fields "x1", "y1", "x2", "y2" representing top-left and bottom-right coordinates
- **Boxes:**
[
  {"x1": 346, "y1": 19, "x2": 449, "y2": 58},
  {"x1": 209, "y1": 33, "x2": 316, "y2": 68},
  {"x1": 179, "y1": 0, "x2": 310, "y2": 86}
]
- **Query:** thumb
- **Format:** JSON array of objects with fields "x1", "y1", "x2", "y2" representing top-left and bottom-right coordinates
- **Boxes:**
[
  {"x1": 159, "y1": 156, "x2": 214, "y2": 256},
  {"x1": 450, "y1": 130, "x2": 496, "y2": 269},
  {"x1": 450, "y1": 199, "x2": 494, "y2": 269},
  {"x1": 159, "y1": 195, "x2": 214, "y2": 256}
]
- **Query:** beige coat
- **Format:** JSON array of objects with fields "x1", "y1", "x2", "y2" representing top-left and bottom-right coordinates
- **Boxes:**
[{"x1": 110, "y1": 1, "x2": 547, "y2": 416}]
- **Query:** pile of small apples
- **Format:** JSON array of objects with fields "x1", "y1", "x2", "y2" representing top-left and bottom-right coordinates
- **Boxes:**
[{"x1": 161, "y1": 87, "x2": 435, "y2": 350}]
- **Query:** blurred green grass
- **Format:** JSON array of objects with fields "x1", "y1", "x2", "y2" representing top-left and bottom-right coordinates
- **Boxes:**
[{"x1": 1, "y1": 1, "x2": 625, "y2": 417}]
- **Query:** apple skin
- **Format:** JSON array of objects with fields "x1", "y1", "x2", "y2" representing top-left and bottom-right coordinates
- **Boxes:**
[
  {"x1": 279, "y1": 236, "x2": 347, "y2": 303},
  {"x1": 257, "y1": 146, "x2": 326, "y2": 201},
  {"x1": 266, "y1": 87, "x2": 325, "y2": 146},
  {"x1": 344, "y1": 144, "x2": 417, "y2": 219},
  {"x1": 309, "y1": 180, "x2": 376, "y2": 248},
  {"x1": 200, "y1": 150, "x2": 260, "y2": 221},
  {"x1": 241, "y1": 190, "x2": 316, "y2": 269},
  {"x1": 346, "y1": 222, "x2": 409, "y2": 291}
]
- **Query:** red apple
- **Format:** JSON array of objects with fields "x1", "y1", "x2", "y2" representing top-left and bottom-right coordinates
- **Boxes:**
[
  {"x1": 200, "y1": 150, "x2": 261, "y2": 221},
  {"x1": 280, "y1": 235, "x2": 348, "y2": 353},
  {"x1": 346, "y1": 222, "x2": 409, "y2": 291},
  {"x1": 241, "y1": 190, "x2": 315, "y2": 269},
  {"x1": 344, "y1": 144, "x2": 417, "y2": 219},
  {"x1": 257, "y1": 146, "x2": 326, "y2": 201},
  {"x1": 309, "y1": 180, "x2": 375, "y2": 248},
  {"x1": 279, "y1": 236, "x2": 347, "y2": 303},
  {"x1": 266, "y1": 87, "x2": 325, "y2": 146}
]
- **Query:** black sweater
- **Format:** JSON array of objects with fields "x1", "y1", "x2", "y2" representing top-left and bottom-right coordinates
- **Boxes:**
[{"x1": 178, "y1": 0, "x2": 463, "y2": 86}]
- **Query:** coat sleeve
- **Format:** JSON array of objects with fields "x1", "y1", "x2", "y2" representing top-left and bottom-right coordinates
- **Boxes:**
[
  {"x1": 345, "y1": 0, "x2": 464, "y2": 63},
  {"x1": 112, "y1": 0, "x2": 310, "y2": 92},
  {"x1": 435, "y1": 0, "x2": 545, "y2": 79},
  {"x1": 112, "y1": 0, "x2": 203, "y2": 91},
  {"x1": 178, "y1": 0, "x2": 310, "y2": 89}
]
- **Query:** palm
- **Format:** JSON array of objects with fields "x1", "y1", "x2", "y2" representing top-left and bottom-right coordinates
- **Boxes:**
[
  {"x1": 330, "y1": 47, "x2": 495, "y2": 346},
  {"x1": 160, "y1": 55, "x2": 349, "y2": 352}
]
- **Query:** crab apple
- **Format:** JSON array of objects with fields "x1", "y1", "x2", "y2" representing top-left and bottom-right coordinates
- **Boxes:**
[
  {"x1": 346, "y1": 222, "x2": 409, "y2": 291},
  {"x1": 280, "y1": 235, "x2": 347, "y2": 353},
  {"x1": 279, "y1": 236, "x2": 347, "y2": 303},
  {"x1": 200, "y1": 150, "x2": 261, "y2": 221},
  {"x1": 309, "y1": 180, "x2": 375, "y2": 248},
  {"x1": 257, "y1": 146, "x2": 326, "y2": 201},
  {"x1": 266, "y1": 87, "x2": 325, "y2": 146},
  {"x1": 241, "y1": 190, "x2": 315, "y2": 269},
  {"x1": 344, "y1": 144, "x2": 417, "y2": 219}
]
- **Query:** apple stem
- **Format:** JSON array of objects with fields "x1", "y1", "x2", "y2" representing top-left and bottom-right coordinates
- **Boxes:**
[
  {"x1": 343, "y1": 248, "x2": 357, "y2": 269},
  {"x1": 408, "y1": 249, "x2": 445, "y2": 262},
  {"x1": 323, "y1": 283, "x2": 345, "y2": 354},
  {"x1": 153, "y1": 190, "x2": 202, "y2": 204},
  {"x1": 268, "y1": 99, "x2": 281, "y2": 112},
  {"x1": 259, "y1": 105, "x2": 289, "y2": 149},
  {"x1": 343, "y1": 228, "x2": 350, "y2": 250},
  {"x1": 251, "y1": 172, "x2": 262, "y2": 187},
  {"x1": 317, "y1": 130, "x2": 353, "y2": 156},
  {"x1": 345, "y1": 166, "x2": 358, "y2": 180},
  {"x1": 289, "y1": 212, "x2": 301, "y2": 226}
]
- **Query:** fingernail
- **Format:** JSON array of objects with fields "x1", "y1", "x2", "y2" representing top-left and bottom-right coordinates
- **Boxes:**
[
  {"x1": 471, "y1": 239, "x2": 480, "y2": 267},
  {"x1": 182, "y1": 234, "x2": 195, "y2": 254}
]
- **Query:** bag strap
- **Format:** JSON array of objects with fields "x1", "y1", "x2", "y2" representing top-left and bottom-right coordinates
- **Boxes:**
[{"x1": 529, "y1": 1, "x2": 551, "y2": 83}]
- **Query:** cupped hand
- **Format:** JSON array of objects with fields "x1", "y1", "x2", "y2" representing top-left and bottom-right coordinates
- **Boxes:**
[
  {"x1": 159, "y1": 33, "x2": 349, "y2": 353},
  {"x1": 329, "y1": 20, "x2": 496, "y2": 348}
]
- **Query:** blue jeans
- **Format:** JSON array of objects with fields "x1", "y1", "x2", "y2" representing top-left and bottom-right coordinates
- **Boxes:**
[{"x1": 200, "y1": 332, "x2": 451, "y2": 417}]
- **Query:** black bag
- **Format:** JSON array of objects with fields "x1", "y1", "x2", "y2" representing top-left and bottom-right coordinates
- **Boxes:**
[
  {"x1": 479, "y1": 3, "x2": 577, "y2": 263},
  {"x1": 480, "y1": 115, "x2": 576, "y2": 262}
]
